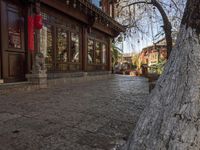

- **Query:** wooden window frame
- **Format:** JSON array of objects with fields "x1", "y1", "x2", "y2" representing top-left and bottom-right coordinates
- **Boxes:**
[
  {"x1": 87, "y1": 38, "x2": 95, "y2": 64},
  {"x1": 41, "y1": 5, "x2": 82, "y2": 73},
  {"x1": 87, "y1": 36, "x2": 108, "y2": 66},
  {"x1": 6, "y1": 3, "x2": 25, "y2": 52}
]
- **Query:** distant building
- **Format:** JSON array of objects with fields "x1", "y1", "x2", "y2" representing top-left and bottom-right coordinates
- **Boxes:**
[
  {"x1": 138, "y1": 38, "x2": 167, "y2": 70},
  {"x1": 122, "y1": 53, "x2": 133, "y2": 64},
  {"x1": 101, "y1": 0, "x2": 116, "y2": 18}
]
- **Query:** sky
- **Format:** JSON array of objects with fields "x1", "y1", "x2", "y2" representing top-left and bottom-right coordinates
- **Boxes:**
[
  {"x1": 115, "y1": 0, "x2": 186, "y2": 54},
  {"x1": 115, "y1": 1, "x2": 165, "y2": 54},
  {"x1": 116, "y1": 19, "x2": 163, "y2": 54},
  {"x1": 123, "y1": 38, "x2": 153, "y2": 54}
]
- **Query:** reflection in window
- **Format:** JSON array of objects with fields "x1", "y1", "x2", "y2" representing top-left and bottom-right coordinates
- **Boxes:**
[
  {"x1": 8, "y1": 10, "x2": 22, "y2": 49},
  {"x1": 102, "y1": 44, "x2": 106, "y2": 64},
  {"x1": 110, "y1": 4, "x2": 113, "y2": 17},
  {"x1": 91, "y1": 0, "x2": 101, "y2": 7},
  {"x1": 95, "y1": 42, "x2": 101, "y2": 64},
  {"x1": 88, "y1": 39, "x2": 94, "y2": 64},
  {"x1": 70, "y1": 33, "x2": 80, "y2": 63},
  {"x1": 57, "y1": 28, "x2": 68, "y2": 63},
  {"x1": 40, "y1": 25, "x2": 53, "y2": 71}
]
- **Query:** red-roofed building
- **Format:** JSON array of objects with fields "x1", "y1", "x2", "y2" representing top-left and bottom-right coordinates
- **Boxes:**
[{"x1": 138, "y1": 39, "x2": 167, "y2": 73}]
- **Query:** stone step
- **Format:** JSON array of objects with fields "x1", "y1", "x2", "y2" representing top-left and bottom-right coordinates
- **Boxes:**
[
  {"x1": 0, "y1": 82, "x2": 41, "y2": 95},
  {"x1": 0, "y1": 72, "x2": 112, "y2": 94}
]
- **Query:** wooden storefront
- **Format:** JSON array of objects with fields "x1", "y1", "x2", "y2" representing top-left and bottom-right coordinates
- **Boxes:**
[
  {"x1": 0, "y1": 0, "x2": 125, "y2": 83},
  {"x1": 0, "y1": 0, "x2": 27, "y2": 83}
]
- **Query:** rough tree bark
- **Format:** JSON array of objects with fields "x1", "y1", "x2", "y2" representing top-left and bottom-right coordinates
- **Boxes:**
[{"x1": 122, "y1": 0, "x2": 200, "y2": 149}]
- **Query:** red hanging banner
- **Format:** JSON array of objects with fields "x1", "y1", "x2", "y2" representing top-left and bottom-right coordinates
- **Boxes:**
[
  {"x1": 28, "y1": 16, "x2": 34, "y2": 52},
  {"x1": 34, "y1": 14, "x2": 43, "y2": 30}
]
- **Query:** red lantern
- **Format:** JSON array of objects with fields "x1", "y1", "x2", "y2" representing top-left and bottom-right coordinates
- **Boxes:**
[
  {"x1": 28, "y1": 16, "x2": 34, "y2": 52},
  {"x1": 34, "y1": 14, "x2": 43, "y2": 30}
]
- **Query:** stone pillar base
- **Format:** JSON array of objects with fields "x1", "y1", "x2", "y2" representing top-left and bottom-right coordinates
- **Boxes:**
[
  {"x1": 0, "y1": 79, "x2": 4, "y2": 84},
  {"x1": 108, "y1": 71, "x2": 112, "y2": 74},
  {"x1": 83, "y1": 72, "x2": 88, "y2": 77},
  {"x1": 26, "y1": 73, "x2": 47, "y2": 88}
]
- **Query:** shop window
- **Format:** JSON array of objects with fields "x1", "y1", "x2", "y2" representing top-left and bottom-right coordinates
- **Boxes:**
[
  {"x1": 70, "y1": 33, "x2": 80, "y2": 63},
  {"x1": 40, "y1": 24, "x2": 53, "y2": 71},
  {"x1": 41, "y1": 7, "x2": 82, "y2": 73},
  {"x1": 7, "y1": 10, "x2": 22, "y2": 49},
  {"x1": 95, "y1": 42, "x2": 101, "y2": 64},
  {"x1": 57, "y1": 28, "x2": 68, "y2": 63},
  {"x1": 88, "y1": 39, "x2": 107, "y2": 65},
  {"x1": 88, "y1": 39, "x2": 94, "y2": 64},
  {"x1": 102, "y1": 44, "x2": 107, "y2": 64}
]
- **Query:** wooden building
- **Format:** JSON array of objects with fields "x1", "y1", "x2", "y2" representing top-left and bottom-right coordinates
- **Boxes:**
[
  {"x1": 138, "y1": 39, "x2": 167, "y2": 70},
  {"x1": 0, "y1": 0, "x2": 125, "y2": 83}
]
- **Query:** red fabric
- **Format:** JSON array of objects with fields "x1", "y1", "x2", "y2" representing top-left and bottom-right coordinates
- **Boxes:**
[
  {"x1": 28, "y1": 16, "x2": 34, "y2": 52},
  {"x1": 34, "y1": 14, "x2": 43, "y2": 30}
]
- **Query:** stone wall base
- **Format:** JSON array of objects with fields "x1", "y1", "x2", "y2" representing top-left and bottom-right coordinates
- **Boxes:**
[
  {"x1": 26, "y1": 73, "x2": 47, "y2": 88},
  {"x1": 0, "y1": 71, "x2": 113, "y2": 94},
  {"x1": 47, "y1": 72, "x2": 112, "y2": 87},
  {"x1": 0, "y1": 79, "x2": 4, "y2": 84}
]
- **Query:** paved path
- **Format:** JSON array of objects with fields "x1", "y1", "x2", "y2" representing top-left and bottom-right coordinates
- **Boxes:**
[{"x1": 0, "y1": 75, "x2": 149, "y2": 150}]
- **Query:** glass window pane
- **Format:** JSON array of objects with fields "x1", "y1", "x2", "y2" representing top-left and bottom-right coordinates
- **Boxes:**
[
  {"x1": 40, "y1": 25, "x2": 53, "y2": 71},
  {"x1": 88, "y1": 39, "x2": 94, "y2": 64},
  {"x1": 8, "y1": 10, "x2": 22, "y2": 49},
  {"x1": 95, "y1": 42, "x2": 101, "y2": 64},
  {"x1": 70, "y1": 33, "x2": 80, "y2": 63},
  {"x1": 91, "y1": 0, "x2": 101, "y2": 7},
  {"x1": 102, "y1": 44, "x2": 106, "y2": 64},
  {"x1": 57, "y1": 28, "x2": 68, "y2": 63}
]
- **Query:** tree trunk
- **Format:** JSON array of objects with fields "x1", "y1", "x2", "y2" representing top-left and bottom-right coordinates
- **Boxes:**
[
  {"x1": 122, "y1": 0, "x2": 200, "y2": 149},
  {"x1": 152, "y1": 0, "x2": 172, "y2": 59}
]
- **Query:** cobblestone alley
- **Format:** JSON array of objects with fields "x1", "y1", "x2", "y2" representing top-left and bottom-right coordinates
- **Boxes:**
[{"x1": 0, "y1": 75, "x2": 149, "y2": 150}]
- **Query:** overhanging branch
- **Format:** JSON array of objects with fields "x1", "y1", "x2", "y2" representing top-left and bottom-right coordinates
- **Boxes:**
[{"x1": 117, "y1": 0, "x2": 173, "y2": 58}]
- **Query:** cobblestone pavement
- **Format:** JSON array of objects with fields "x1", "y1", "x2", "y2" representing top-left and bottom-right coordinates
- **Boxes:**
[{"x1": 0, "y1": 75, "x2": 149, "y2": 150}]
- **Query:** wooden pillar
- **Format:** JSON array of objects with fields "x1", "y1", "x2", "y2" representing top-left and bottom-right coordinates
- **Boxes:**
[
  {"x1": 82, "y1": 26, "x2": 88, "y2": 72},
  {"x1": 0, "y1": 0, "x2": 2, "y2": 83},
  {"x1": 26, "y1": 1, "x2": 47, "y2": 88},
  {"x1": 112, "y1": 1, "x2": 115, "y2": 19},
  {"x1": 108, "y1": 38, "x2": 112, "y2": 72},
  {"x1": 25, "y1": 4, "x2": 31, "y2": 75},
  {"x1": 35, "y1": 2, "x2": 41, "y2": 54}
]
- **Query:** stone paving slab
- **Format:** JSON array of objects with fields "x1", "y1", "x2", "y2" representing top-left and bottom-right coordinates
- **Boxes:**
[{"x1": 0, "y1": 75, "x2": 149, "y2": 150}]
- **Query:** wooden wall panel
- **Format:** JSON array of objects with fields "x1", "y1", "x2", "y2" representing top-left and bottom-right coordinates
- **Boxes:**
[
  {"x1": 0, "y1": 0, "x2": 3, "y2": 80},
  {"x1": 8, "y1": 53, "x2": 25, "y2": 77},
  {"x1": 1, "y1": 0, "x2": 26, "y2": 82}
]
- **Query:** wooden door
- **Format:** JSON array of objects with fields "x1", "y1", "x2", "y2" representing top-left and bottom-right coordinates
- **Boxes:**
[{"x1": 1, "y1": 0, "x2": 26, "y2": 83}]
